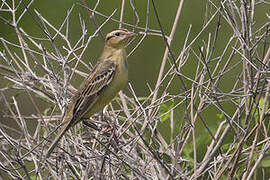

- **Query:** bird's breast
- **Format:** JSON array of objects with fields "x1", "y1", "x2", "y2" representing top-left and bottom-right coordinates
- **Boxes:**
[
  {"x1": 101, "y1": 57, "x2": 128, "y2": 103},
  {"x1": 113, "y1": 58, "x2": 128, "y2": 91},
  {"x1": 83, "y1": 59, "x2": 128, "y2": 117}
]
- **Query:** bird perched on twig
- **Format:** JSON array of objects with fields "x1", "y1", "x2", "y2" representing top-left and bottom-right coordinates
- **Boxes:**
[{"x1": 45, "y1": 29, "x2": 135, "y2": 158}]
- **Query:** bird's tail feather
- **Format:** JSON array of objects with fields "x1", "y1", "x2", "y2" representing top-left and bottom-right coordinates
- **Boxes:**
[{"x1": 45, "y1": 119, "x2": 71, "y2": 158}]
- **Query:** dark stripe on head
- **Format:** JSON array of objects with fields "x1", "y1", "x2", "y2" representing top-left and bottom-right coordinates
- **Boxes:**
[{"x1": 106, "y1": 35, "x2": 113, "y2": 42}]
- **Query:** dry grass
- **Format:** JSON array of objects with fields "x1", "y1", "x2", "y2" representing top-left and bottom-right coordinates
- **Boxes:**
[{"x1": 0, "y1": 0, "x2": 269, "y2": 179}]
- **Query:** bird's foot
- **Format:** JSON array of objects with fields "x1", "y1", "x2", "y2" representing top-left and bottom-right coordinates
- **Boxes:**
[{"x1": 100, "y1": 120, "x2": 120, "y2": 150}]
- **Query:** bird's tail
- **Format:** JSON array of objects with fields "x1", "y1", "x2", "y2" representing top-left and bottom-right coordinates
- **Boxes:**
[{"x1": 45, "y1": 118, "x2": 71, "y2": 158}]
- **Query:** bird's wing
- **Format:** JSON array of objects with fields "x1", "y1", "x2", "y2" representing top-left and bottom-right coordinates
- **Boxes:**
[
  {"x1": 71, "y1": 60, "x2": 116, "y2": 120},
  {"x1": 45, "y1": 60, "x2": 116, "y2": 158}
]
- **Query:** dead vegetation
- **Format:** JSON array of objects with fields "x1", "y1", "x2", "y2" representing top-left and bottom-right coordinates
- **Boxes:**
[{"x1": 0, "y1": 0, "x2": 269, "y2": 179}]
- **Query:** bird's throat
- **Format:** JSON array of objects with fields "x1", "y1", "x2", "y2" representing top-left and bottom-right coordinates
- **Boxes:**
[{"x1": 101, "y1": 45, "x2": 127, "y2": 65}]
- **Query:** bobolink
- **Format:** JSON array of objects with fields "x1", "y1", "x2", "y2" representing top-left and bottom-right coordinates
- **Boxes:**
[{"x1": 45, "y1": 29, "x2": 135, "y2": 158}]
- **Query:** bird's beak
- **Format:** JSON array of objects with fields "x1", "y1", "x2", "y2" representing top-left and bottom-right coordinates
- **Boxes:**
[{"x1": 124, "y1": 32, "x2": 136, "y2": 39}]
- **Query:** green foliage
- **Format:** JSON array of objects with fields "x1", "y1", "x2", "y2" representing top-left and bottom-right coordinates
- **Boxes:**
[
  {"x1": 216, "y1": 112, "x2": 224, "y2": 120},
  {"x1": 159, "y1": 100, "x2": 175, "y2": 123},
  {"x1": 261, "y1": 156, "x2": 270, "y2": 168},
  {"x1": 30, "y1": 175, "x2": 38, "y2": 180}
]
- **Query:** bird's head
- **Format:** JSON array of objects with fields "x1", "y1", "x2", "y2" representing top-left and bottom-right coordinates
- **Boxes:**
[{"x1": 105, "y1": 29, "x2": 135, "y2": 49}]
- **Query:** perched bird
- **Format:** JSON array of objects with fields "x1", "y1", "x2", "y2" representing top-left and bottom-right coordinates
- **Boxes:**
[{"x1": 45, "y1": 29, "x2": 135, "y2": 158}]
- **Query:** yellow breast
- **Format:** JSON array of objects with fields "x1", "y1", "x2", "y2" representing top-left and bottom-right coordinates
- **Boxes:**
[{"x1": 82, "y1": 49, "x2": 128, "y2": 118}]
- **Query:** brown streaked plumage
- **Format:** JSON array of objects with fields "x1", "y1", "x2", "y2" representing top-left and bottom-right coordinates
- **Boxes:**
[{"x1": 45, "y1": 29, "x2": 135, "y2": 158}]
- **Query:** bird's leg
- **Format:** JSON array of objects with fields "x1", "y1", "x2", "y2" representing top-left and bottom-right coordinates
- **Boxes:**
[
  {"x1": 100, "y1": 112, "x2": 120, "y2": 147},
  {"x1": 82, "y1": 117, "x2": 100, "y2": 131},
  {"x1": 100, "y1": 111, "x2": 115, "y2": 135},
  {"x1": 83, "y1": 114, "x2": 120, "y2": 151},
  {"x1": 99, "y1": 111, "x2": 113, "y2": 130}
]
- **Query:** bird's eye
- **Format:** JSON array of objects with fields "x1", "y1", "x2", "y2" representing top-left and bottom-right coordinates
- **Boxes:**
[{"x1": 115, "y1": 32, "x2": 121, "y2": 37}]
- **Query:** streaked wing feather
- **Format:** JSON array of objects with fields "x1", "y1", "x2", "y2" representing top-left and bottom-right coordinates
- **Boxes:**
[{"x1": 72, "y1": 60, "x2": 116, "y2": 119}]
